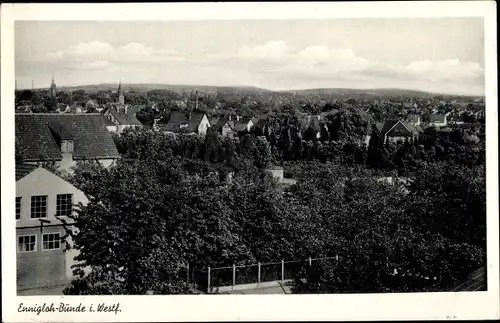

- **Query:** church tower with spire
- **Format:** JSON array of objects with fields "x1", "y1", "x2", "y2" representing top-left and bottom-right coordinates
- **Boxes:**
[
  {"x1": 117, "y1": 80, "x2": 125, "y2": 105},
  {"x1": 50, "y1": 76, "x2": 57, "y2": 108}
]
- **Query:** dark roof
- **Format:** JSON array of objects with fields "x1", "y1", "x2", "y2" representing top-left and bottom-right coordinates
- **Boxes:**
[
  {"x1": 161, "y1": 112, "x2": 207, "y2": 133},
  {"x1": 451, "y1": 267, "x2": 486, "y2": 292},
  {"x1": 374, "y1": 122, "x2": 384, "y2": 132},
  {"x1": 380, "y1": 119, "x2": 400, "y2": 135},
  {"x1": 107, "y1": 106, "x2": 143, "y2": 126},
  {"x1": 255, "y1": 119, "x2": 268, "y2": 128},
  {"x1": 309, "y1": 117, "x2": 321, "y2": 132},
  {"x1": 15, "y1": 164, "x2": 38, "y2": 181},
  {"x1": 233, "y1": 118, "x2": 252, "y2": 132},
  {"x1": 406, "y1": 114, "x2": 421, "y2": 122},
  {"x1": 212, "y1": 118, "x2": 232, "y2": 131},
  {"x1": 428, "y1": 114, "x2": 446, "y2": 123},
  {"x1": 210, "y1": 117, "x2": 220, "y2": 126},
  {"x1": 188, "y1": 113, "x2": 206, "y2": 132},
  {"x1": 49, "y1": 121, "x2": 74, "y2": 139},
  {"x1": 16, "y1": 106, "x2": 32, "y2": 113},
  {"x1": 381, "y1": 119, "x2": 419, "y2": 136},
  {"x1": 15, "y1": 114, "x2": 120, "y2": 161}
]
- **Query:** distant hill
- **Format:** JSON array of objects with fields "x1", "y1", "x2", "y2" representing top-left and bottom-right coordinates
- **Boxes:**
[
  {"x1": 280, "y1": 87, "x2": 480, "y2": 99},
  {"x1": 60, "y1": 83, "x2": 272, "y2": 95},
  {"x1": 57, "y1": 83, "x2": 482, "y2": 99}
]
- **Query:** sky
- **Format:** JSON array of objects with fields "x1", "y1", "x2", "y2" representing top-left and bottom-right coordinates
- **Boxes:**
[{"x1": 15, "y1": 18, "x2": 485, "y2": 95}]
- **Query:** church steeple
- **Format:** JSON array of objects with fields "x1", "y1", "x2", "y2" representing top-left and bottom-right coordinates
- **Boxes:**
[
  {"x1": 117, "y1": 79, "x2": 124, "y2": 105},
  {"x1": 50, "y1": 76, "x2": 57, "y2": 108}
]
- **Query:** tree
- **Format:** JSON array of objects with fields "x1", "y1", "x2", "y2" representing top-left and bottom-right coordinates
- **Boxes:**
[{"x1": 254, "y1": 136, "x2": 273, "y2": 169}]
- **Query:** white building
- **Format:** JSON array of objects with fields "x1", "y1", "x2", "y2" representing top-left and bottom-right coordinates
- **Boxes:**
[{"x1": 16, "y1": 165, "x2": 88, "y2": 295}]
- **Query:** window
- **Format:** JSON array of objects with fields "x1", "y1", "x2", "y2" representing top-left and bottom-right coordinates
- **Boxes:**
[
  {"x1": 18, "y1": 235, "x2": 36, "y2": 252},
  {"x1": 61, "y1": 140, "x2": 74, "y2": 153},
  {"x1": 16, "y1": 197, "x2": 21, "y2": 220},
  {"x1": 56, "y1": 194, "x2": 73, "y2": 217},
  {"x1": 30, "y1": 195, "x2": 48, "y2": 219},
  {"x1": 42, "y1": 233, "x2": 61, "y2": 250}
]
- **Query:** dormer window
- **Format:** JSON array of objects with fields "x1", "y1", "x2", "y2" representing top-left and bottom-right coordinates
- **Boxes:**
[{"x1": 61, "y1": 140, "x2": 74, "y2": 153}]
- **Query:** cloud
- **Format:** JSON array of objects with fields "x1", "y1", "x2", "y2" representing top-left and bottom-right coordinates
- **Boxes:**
[
  {"x1": 203, "y1": 41, "x2": 483, "y2": 93},
  {"x1": 19, "y1": 39, "x2": 484, "y2": 95},
  {"x1": 38, "y1": 41, "x2": 184, "y2": 69}
]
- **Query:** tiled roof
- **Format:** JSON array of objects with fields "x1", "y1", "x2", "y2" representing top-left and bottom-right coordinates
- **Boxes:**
[
  {"x1": 210, "y1": 117, "x2": 220, "y2": 126},
  {"x1": 254, "y1": 119, "x2": 268, "y2": 129},
  {"x1": 15, "y1": 164, "x2": 39, "y2": 181},
  {"x1": 187, "y1": 113, "x2": 206, "y2": 132},
  {"x1": 212, "y1": 118, "x2": 232, "y2": 131},
  {"x1": 107, "y1": 106, "x2": 143, "y2": 126},
  {"x1": 233, "y1": 119, "x2": 252, "y2": 132},
  {"x1": 381, "y1": 119, "x2": 419, "y2": 136},
  {"x1": 15, "y1": 113, "x2": 120, "y2": 161},
  {"x1": 428, "y1": 114, "x2": 446, "y2": 123},
  {"x1": 374, "y1": 123, "x2": 384, "y2": 132},
  {"x1": 161, "y1": 112, "x2": 206, "y2": 133}
]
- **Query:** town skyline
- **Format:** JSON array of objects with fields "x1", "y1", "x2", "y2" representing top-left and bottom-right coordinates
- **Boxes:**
[{"x1": 15, "y1": 18, "x2": 485, "y2": 96}]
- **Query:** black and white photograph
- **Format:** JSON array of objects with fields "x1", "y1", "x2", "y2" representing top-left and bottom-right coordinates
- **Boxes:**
[{"x1": 1, "y1": 2, "x2": 498, "y2": 322}]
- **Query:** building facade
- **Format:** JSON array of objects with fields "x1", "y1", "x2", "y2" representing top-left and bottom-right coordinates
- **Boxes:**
[{"x1": 16, "y1": 165, "x2": 88, "y2": 295}]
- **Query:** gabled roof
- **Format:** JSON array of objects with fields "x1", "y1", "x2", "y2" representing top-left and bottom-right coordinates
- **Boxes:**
[
  {"x1": 374, "y1": 122, "x2": 384, "y2": 132},
  {"x1": 210, "y1": 117, "x2": 220, "y2": 126},
  {"x1": 48, "y1": 121, "x2": 74, "y2": 140},
  {"x1": 106, "y1": 106, "x2": 143, "y2": 126},
  {"x1": 406, "y1": 114, "x2": 421, "y2": 123},
  {"x1": 309, "y1": 117, "x2": 321, "y2": 132},
  {"x1": 187, "y1": 113, "x2": 206, "y2": 132},
  {"x1": 380, "y1": 119, "x2": 400, "y2": 135},
  {"x1": 233, "y1": 118, "x2": 253, "y2": 132},
  {"x1": 161, "y1": 111, "x2": 207, "y2": 133},
  {"x1": 254, "y1": 118, "x2": 268, "y2": 129},
  {"x1": 15, "y1": 164, "x2": 39, "y2": 181},
  {"x1": 16, "y1": 106, "x2": 32, "y2": 113},
  {"x1": 15, "y1": 114, "x2": 120, "y2": 161},
  {"x1": 428, "y1": 114, "x2": 446, "y2": 123},
  {"x1": 381, "y1": 119, "x2": 419, "y2": 137},
  {"x1": 212, "y1": 118, "x2": 232, "y2": 131}
]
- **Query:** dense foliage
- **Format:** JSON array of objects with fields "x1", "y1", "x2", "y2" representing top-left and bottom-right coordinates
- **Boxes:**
[{"x1": 38, "y1": 87, "x2": 485, "y2": 295}]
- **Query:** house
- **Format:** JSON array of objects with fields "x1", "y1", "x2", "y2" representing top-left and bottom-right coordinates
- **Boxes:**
[
  {"x1": 211, "y1": 118, "x2": 235, "y2": 138},
  {"x1": 159, "y1": 111, "x2": 210, "y2": 136},
  {"x1": 253, "y1": 118, "x2": 272, "y2": 137},
  {"x1": 16, "y1": 105, "x2": 33, "y2": 113},
  {"x1": 376, "y1": 119, "x2": 420, "y2": 144},
  {"x1": 406, "y1": 114, "x2": 421, "y2": 127},
  {"x1": 55, "y1": 103, "x2": 70, "y2": 113},
  {"x1": 16, "y1": 164, "x2": 88, "y2": 295},
  {"x1": 232, "y1": 116, "x2": 254, "y2": 133},
  {"x1": 15, "y1": 113, "x2": 120, "y2": 173},
  {"x1": 58, "y1": 104, "x2": 84, "y2": 114},
  {"x1": 102, "y1": 105, "x2": 143, "y2": 133},
  {"x1": 426, "y1": 113, "x2": 448, "y2": 128}
]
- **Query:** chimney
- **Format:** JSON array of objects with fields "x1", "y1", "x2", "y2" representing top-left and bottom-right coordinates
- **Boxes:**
[
  {"x1": 236, "y1": 115, "x2": 241, "y2": 122},
  {"x1": 228, "y1": 115, "x2": 231, "y2": 121}
]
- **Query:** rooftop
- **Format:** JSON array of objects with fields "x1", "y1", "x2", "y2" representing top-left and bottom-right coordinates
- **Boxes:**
[{"x1": 16, "y1": 113, "x2": 120, "y2": 162}]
